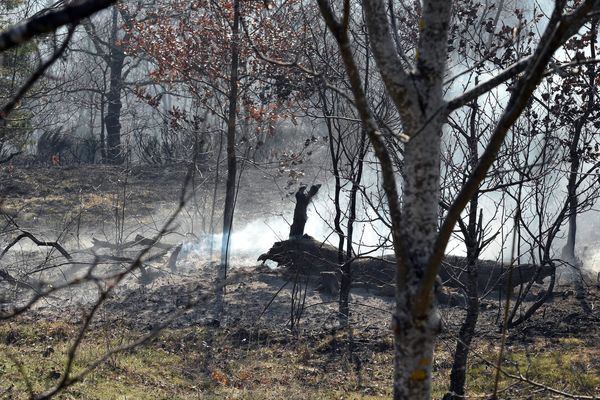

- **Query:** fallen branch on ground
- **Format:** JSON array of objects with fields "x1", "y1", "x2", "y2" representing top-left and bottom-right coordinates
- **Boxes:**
[
  {"x1": 0, "y1": 230, "x2": 72, "y2": 262},
  {"x1": 91, "y1": 234, "x2": 173, "y2": 251}
]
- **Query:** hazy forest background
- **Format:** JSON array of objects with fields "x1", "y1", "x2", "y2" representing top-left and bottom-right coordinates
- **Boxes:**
[{"x1": 0, "y1": 0, "x2": 599, "y2": 399}]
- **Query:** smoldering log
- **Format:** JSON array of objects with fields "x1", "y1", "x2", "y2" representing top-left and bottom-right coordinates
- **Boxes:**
[
  {"x1": 258, "y1": 236, "x2": 398, "y2": 297},
  {"x1": 257, "y1": 236, "x2": 555, "y2": 297},
  {"x1": 95, "y1": 249, "x2": 171, "y2": 266}
]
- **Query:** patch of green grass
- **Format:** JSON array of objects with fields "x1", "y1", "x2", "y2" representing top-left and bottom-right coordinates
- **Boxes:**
[
  {"x1": 0, "y1": 322, "x2": 393, "y2": 399},
  {"x1": 449, "y1": 341, "x2": 600, "y2": 399},
  {"x1": 504, "y1": 346, "x2": 600, "y2": 393},
  {"x1": 0, "y1": 320, "x2": 598, "y2": 399}
]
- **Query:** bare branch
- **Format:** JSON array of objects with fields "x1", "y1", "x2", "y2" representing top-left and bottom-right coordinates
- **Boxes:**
[
  {"x1": 362, "y1": 0, "x2": 418, "y2": 132},
  {"x1": 0, "y1": 230, "x2": 72, "y2": 262},
  {"x1": 316, "y1": 0, "x2": 406, "y2": 287},
  {"x1": 0, "y1": 0, "x2": 116, "y2": 52},
  {"x1": 446, "y1": 56, "x2": 532, "y2": 112},
  {"x1": 447, "y1": 55, "x2": 600, "y2": 111}
]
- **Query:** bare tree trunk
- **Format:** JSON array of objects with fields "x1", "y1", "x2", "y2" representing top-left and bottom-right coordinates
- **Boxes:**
[
  {"x1": 318, "y1": 0, "x2": 594, "y2": 397},
  {"x1": 209, "y1": 130, "x2": 223, "y2": 259},
  {"x1": 445, "y1": 103, "x2": 481, "y2": 400},
  {"x1": 562, "y1": 23, "x2": 597, "y2": 306},
  {"x1": 340, "y1": 37, "x2": 370, "y2": 329},
  {"x1": 445, "y1": 254, "x2": 478, "y2": 399},
  {"x1": 394, "y1": 116, "x2": 444, "y2": 399},
  {"x1": 563, "y1": 121, "x2": 584, "y2": 302},
  {"x1": 215, "y1": 0, "x2": 240, "y2": 324},
  {"x1": 560, "y1": 150, "x2": 593, "y2": 315},
  {"x1": 104, "y1": 6, "x2": 124, "y2": 164},
  {"x1": 323, "y1": 98, "x2": 344, "y2": 262},
  {"x1": 99, "y1": 95, "x2": 106, "y2": 162},
  {"x1": 88, "y1": 91, "x2": 96, "y2": 164},
  {"x1": 393, "y1": 300, "x2": 438, "y2": 399},
  {"x1": 562, "y1": 119, "x2": 582, "y2": 263},
  {"x1": 445, "y1": 210, "x2": 480, "y2": 400},
  {"x1": 321, "y1": 93, "x2": 347, "y2": 324}
]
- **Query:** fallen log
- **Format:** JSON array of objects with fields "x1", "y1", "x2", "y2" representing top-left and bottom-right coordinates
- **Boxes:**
[{"x1": 258, "y1": 235, "x2": 555, "y2": 298}]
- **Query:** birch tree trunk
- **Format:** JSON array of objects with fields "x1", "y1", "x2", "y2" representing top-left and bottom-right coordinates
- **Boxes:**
[{"x1": 366, "y1": 2, "x2": 450, "y2": 396}]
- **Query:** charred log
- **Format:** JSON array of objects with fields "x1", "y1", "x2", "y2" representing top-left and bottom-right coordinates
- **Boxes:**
[
  {"x1": 258, "y1": 237, "x2": 555, "y2": 298},
  {"x1": 440, "y1": 256, "x2": 555, "y2": 295}
]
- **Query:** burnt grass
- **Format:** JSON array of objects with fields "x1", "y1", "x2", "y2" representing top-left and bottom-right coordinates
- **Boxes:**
[{"x1": 0, "y1": 164, "x2": 599, "y2": 398}]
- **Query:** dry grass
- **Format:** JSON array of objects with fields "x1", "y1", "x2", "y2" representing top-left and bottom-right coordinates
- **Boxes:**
[{"x1": 0, "y1": 320, "x2": 598, "y2": 399}]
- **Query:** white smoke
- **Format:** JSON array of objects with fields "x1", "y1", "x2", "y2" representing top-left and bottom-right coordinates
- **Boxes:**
[
  {"x1": 182, "y1": 166, "x2": 396, "y2": 266},
  {"x1": 179, "y1": 215, "x2": 293, "y2": 267},
  {"x1": 580, "y1": 246, "x2": 600, "y2": 275}
]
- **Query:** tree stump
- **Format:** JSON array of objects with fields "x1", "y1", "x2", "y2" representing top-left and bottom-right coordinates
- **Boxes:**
[
  {"x1": 289, "y1": 184, "x2": 321, "y2": 239},
  {"x1": 319, "y1": 271, "x2": 340, "y2": 295}
]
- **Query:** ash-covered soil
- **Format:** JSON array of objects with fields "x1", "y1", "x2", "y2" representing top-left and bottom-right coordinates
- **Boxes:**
[
  {"x1": 5, "y1": 240, "x2": 600, "y2": 354},
  {"x1": 1, "y1": 164, "x2": 599, "y2": 399},
  {"x1": 0, "y1": 162, "x2": 358, "y2": 333},
  {"x1": 0, "y1": 162, "x2": 319, "y2": 231}
]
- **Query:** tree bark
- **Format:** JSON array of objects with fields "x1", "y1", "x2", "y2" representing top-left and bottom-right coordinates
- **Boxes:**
[
  {"x1": 444, "y1": 102, "x2": 482, "y2": 400},
  {"x1": 104, "y1": 6, "x2": 125, "y2": 164},
  {"x1": 215, "y1": 0, "x2": 241, "y2": 323},
  {"x1": 445, "y1": 255, "x2": 478, "y2": 400},
  {"x1": 340, "y1": 36, "x2": 370, "y2": 329},
  {"x1": 99, "y1": 96, "x2": 106, "y2": 162},
  {"x1": 321, "y1": 92, "x2": 347, "y2": 324},
  {"x1": 562, "y1": 22, "x2": 597, "y2": 306},
  {"x1": 394, "y1": 117, "x2": 444, "y2": 400}
]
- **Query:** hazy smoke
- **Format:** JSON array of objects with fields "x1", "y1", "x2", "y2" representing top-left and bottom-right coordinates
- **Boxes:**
[
  {"x1": 581, "y1": 246, "x2": 600, "y2": 275},
  {"x1": 180, "y1": 216, "x2": 292, "y2": 266},
  {"x1": 180, "y1": 174, "x2": 394, "y2": 266}
]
